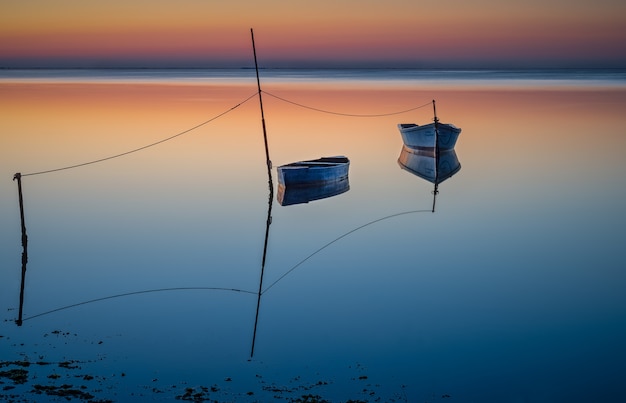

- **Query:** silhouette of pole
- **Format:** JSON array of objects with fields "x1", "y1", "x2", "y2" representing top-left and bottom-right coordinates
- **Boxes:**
[
  {"x1": 251, "y1": 28, "x2": 273, "y2": 192},
  {"x1": 250, "y1": 28, "x2": 274, "y2": 357},
  {"x1": 432, "y1": 183, "x2": 439, "y2": 213},
  {"x1": 13, "y1": 173, "x2": 28, "y2": 326}
]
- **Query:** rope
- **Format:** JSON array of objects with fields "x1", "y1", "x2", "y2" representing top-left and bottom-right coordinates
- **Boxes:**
[
  {"x1": 261, "y1": 209, "x2": 432, "y2": 294},
  {"x1": 21, "y1": 286, "x2": 257, "y2": 322},
  {"x1": 262, "y1": 90, "x2": 432, "y2": 117},
  {"x1": 18, "y1": 92, "x2": 432, "y2": 177},
  {"x1": 19, "y1": 210, "x2": 432, "y2": 321},
  {"x1": 20, "y1": 92, "x2": 259, "y2": 177}
]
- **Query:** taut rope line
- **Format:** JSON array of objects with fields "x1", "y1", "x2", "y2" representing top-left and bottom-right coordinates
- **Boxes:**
[
  {"x1": 261, "y1": 209, "x2": 432, "y2": 294},
  {"x1": 20, "y1": 92, "x2": 259, "y2": 177},
  {"x1": 17, "y1": 92, "x2": 434, "y2": 178},
  {"x1": 262, "y1": 90, "x2": 432, "y2": 117},
  {"x1": 21, "y1": 287, "x2": 257, "y2": 322}
]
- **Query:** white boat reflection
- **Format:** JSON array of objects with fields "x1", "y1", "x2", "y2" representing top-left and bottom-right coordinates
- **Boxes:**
[
  {"x1": 277, "y1": 178, "x2": 350, "y2": 206},
  {"x1": 398, "y1": 145, "x2": 461, "y2": 184},
  {"x1": 398, "y1": 145, "x2": 461, "y2": 212}
]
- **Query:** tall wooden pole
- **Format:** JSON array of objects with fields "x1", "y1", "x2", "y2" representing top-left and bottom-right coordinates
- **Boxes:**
[
  {"x1": 13, "y1": 173, "x2": 28, "y2": 326},
  {"x1": 251, "y1": 28, "x2": 273, "y2": 192}
]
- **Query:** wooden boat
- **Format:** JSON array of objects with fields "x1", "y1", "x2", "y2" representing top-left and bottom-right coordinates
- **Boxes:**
[
  {"x1": 277, "y1": 178, "x2": 349, "y2": 206},
  {"x1": 397, "y1": 100, "x2": 461, "y2": 150},
  {"x1": 397, "y1": 122, "x2": 461, "y2": 150},
  {"x1": 277, "y1": 156, "x2": 350, "y2": 187}
]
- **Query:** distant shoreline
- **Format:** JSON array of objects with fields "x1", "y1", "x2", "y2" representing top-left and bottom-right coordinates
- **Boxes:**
[
  {"x1": 2, "y1": 68, "x2": 625, "y2": 91},
  {"x1": 2, "y1": 66, "x2": 626, "y2": 71}
]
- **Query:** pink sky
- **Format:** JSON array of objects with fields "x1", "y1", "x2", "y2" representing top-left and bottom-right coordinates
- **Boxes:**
[{"x1": 1, "y1": 0, "x2": 625, "y2": 68}]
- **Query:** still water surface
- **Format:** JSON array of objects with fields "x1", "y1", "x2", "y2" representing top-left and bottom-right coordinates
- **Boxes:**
[{"x1": 1, "y1": 70, "x2": 626, "y2": 402}]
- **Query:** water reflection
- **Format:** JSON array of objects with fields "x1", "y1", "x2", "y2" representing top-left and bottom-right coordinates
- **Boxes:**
[
  {"x1": 277, "y1": 179, "x2": 350, "y2": 206},
  {"x1": 398, "y1": 145, "x2": 461, "y2": 212},
  {"x1": 251, "y1": 188, "x2": 273, "y2": 357}
]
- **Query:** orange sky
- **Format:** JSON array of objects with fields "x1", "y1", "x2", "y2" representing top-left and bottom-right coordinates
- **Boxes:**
[{"x1": 1, "y1": 0, "x2": 626, "y2": 67}]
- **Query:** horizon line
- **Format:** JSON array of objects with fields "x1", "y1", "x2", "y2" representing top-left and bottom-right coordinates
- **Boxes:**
[{"x1": 2, "y1": 65, "x2": 626, "y2": 71}]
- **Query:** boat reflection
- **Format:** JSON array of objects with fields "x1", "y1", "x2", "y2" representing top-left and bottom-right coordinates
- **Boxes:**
[
  {"x1": 398, "y1": 145, "x2": 461, "y2": 212},
  {"x1": 277, "y1": 179, "x2": 350, "y2": 206}
]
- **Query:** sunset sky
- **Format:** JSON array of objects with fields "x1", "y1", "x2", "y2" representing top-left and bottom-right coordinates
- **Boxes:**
[{"x1": 1, "y1": 0, "x2": 626, "y2": 68}]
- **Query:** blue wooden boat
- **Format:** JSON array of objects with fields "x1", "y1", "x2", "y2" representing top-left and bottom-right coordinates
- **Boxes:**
[
  {"x1": 397, "y1": 99, "x2": 461, "y2": 150},
  {"x1": 397, "y1": 122, "x2": 461, "y2": 150},
  {"x1": 277, "y1": 156, "x2": 350, "y2": 187}
]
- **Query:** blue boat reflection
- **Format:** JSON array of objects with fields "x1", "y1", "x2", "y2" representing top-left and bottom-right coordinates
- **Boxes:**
[
  {"x1": 398, "y1": 145, "x2": 461, "y2": 184},
  {"x1": 277, "y1": 178, "x2": 350, "y2": 206},
  {"x1": 398, "y1": 145, "x2": 461, "y2": 212}
]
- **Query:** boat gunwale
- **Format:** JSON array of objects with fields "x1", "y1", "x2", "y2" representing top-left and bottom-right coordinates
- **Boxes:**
[
  {"x1": 278, "y1": 156, "x2": 350, "y2": 169},
  {"x1": 397, "y1": 122, "x2": 461, "y2": 131}
]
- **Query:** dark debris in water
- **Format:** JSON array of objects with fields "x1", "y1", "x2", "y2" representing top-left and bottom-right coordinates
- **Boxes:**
[
  {"x1": 290, "y1": 394, "x2": 331, "y2": 403},
  {"x1": 1, "y1": 330, "x2": 113, "y2": 403},
  {"x1": 0, "y1": 368, "x2": 28, "y2": 385},
  {"x1": 1, "y1": 329, "x2": 427, "y2": 402},
  {"x1": 32, "y1": 384, "x2": 95, "y2": 400},
  {"x1": 59, "y1": 360, "x2": 82, "y2": 369}
]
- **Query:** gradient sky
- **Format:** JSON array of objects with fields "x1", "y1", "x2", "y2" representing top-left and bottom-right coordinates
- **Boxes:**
[{"x1": 1, "y1": 0, "x2": 626, "y2": 68}]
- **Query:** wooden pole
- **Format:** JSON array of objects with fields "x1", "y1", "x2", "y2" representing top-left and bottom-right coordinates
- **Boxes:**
[
  {"x1": 251, "y1": 28, "x2": 273, "y2": 192},
  {"x1": 13, "y1": 173, "x2": 28, "y2": 326},
  {"x1": 250, "y1": 28, "x2": 274, "y2": 357}
]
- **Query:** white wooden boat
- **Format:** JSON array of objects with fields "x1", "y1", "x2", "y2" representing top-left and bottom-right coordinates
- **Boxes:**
[
  {"x1": 397, "y1": 122, "x2": 461, "y2": 150},
  {"x1": 277, "y1": 156, "x2": 350, "y2": 187},
  {"x1": 397, "y1": 100, "x2": 461, "y2": 150}
]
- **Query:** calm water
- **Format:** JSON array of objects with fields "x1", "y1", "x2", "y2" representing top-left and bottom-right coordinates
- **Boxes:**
[{"x1": 1, "y1": 69, "x2": 626, "y2": 402}]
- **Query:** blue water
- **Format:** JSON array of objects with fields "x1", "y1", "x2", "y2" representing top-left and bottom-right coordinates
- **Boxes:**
[{"x1": 1, "y1": 69, "x2": 626, "y2": 402}]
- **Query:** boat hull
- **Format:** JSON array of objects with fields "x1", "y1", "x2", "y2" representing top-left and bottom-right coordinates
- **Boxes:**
[
  {"x1": 277, "y1": 156, "x2": 350, "y2": 187},
  {"x1": 397, "y1": 123, "x2": 461, "y2": 150},
  {"x1": 397, "y1": 146, "x2": 461, "y2": 184}
]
